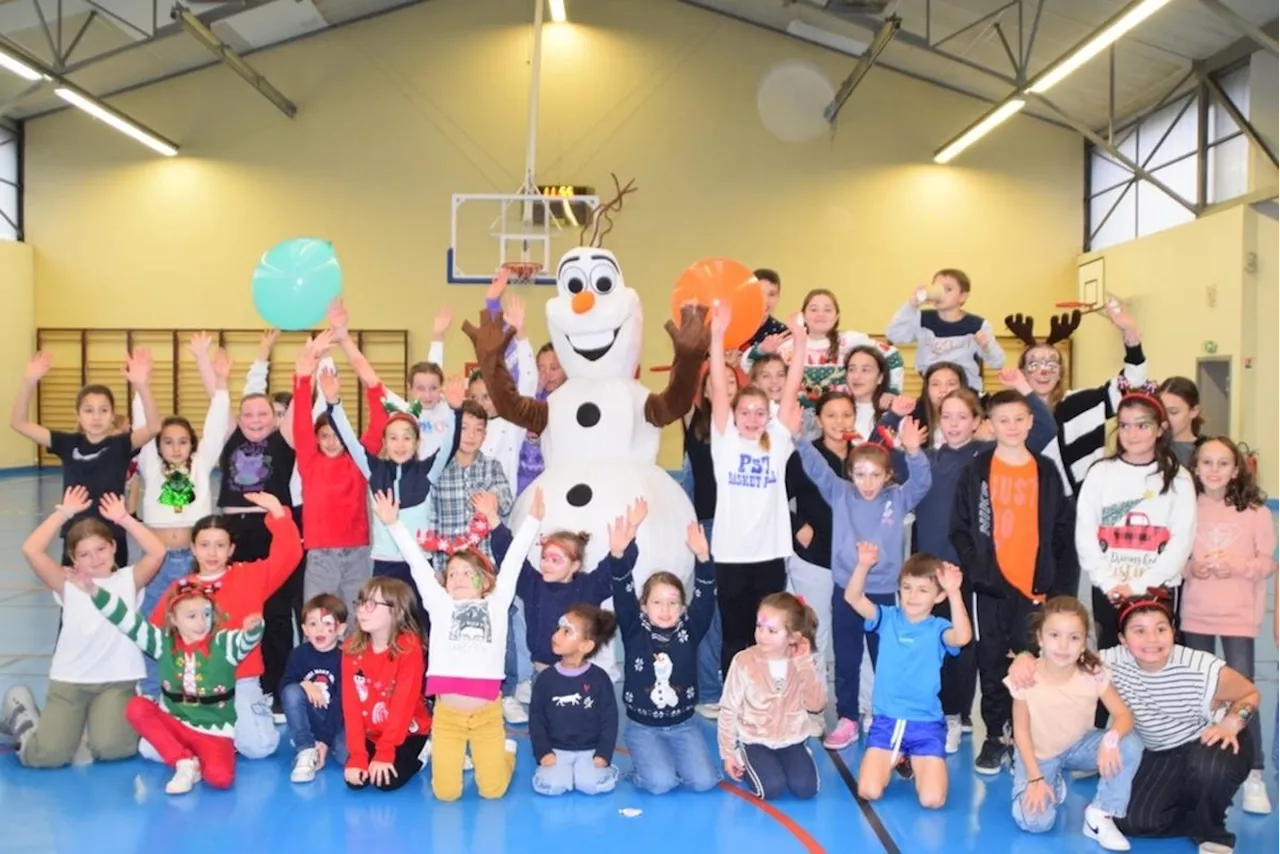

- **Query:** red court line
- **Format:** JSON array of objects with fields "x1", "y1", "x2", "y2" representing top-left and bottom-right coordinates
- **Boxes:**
[{"x1": 505, "y1": 729, "x2": 826, "y2": 853}]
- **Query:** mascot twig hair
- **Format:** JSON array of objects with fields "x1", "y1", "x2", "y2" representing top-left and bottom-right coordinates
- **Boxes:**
[{"x1": 580, "y1": 173, "x2": 638, "y2": 248}]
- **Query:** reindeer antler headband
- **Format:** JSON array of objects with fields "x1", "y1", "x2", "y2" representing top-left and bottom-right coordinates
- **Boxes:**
[
  {"x1": 580, "y1": 173, "x2": 638, "y2": 247},
  {"x1": 1003, "y1": 310, "x2": 1081, "y2": 349}
]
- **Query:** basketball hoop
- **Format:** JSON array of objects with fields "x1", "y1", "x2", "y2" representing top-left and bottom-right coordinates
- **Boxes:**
[
  {"x1": 1054, "y1": 300, "x2": 1107, "y2": 315},
  {"x1": 501, "y1": 260, "x2": 544, "y2": 284}
]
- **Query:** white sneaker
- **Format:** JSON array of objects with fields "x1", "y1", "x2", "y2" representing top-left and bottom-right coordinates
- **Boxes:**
[
  {"x1": 464, "y1": 750, "x2": 474, "y2": 771},
  {"x1": 694, "y1": 703, "x2": 719, "y2": 720},
  {"x1": 165, "y1": 757, "x2": 202, "y2": 795},
  {"x1": 807, "y1": 713, "x2": 825, "y2": 739},
  {"x1": 1, "y1": 685, "x2": 39, "y2": 746},
  {"x1": 945, "y1": 715, "x2": 962, "y2": 755},
  {"x1": 1083, "y1": 805, "x2": 1130, "y2": 851},
  {"x1": 505, "y1": 738, "x2": 517, "y2": 770},
  {"x1": 290, "y1": 747, "x2": 319, "y2": 783},
  {"x1": 502, "y1": 696, "x2": 529, "y2": 724},
  {"x1": 514, "y1": 680, "x2": 532, "y2": 705},
  {"x1": 70, "y1": 731, "x2": 94, "y2": 767},
  {"x1": 420, "y1": 740, "x2": 475, "y2": 770},
  {"x1": 1242, "y1": 769, "x2": 1272, "y2": 814},
  {"x1": 1197, "y1": 843, "x2": 1233, "y2": 854}
]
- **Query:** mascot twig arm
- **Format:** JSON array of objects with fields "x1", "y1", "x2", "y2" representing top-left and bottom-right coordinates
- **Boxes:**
[
  {"x1": 644, "y1": 302, "x2": 710, "y2": 427},
  {"x1": 461, "y1": 312, "x2": 548, "y2": 435}
]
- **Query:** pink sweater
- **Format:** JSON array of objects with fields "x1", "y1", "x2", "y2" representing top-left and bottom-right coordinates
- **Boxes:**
[
  {"x1": 716, "y1": 646, "x2": 827, "y2": 760},
  {"x1": 1181, "y1": 496, "x2": 1276, "y2": 637}
]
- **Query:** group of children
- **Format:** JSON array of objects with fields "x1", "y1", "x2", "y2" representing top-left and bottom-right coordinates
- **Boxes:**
[{"x1": 0, "y1": 267, "x2": 1273, "y2": 854}]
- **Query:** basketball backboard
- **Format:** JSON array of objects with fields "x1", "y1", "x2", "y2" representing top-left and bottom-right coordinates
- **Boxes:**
[{"x1": 448, "y1": 192, "x2": 601, "y2": 286}]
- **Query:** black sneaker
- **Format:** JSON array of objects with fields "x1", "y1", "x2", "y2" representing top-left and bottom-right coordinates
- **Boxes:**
[
  {"x1": 974, "y1": 739, "x2": 1007, "y2": 775},
  {"x1": 960, "y1": 714, "x2": 973, "y2": 733}
]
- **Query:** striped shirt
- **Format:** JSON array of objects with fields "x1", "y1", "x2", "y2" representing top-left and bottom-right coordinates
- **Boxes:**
[
  {"x1": 1047, "y1": 342, "x2": 1147, "y2": 494},
  {"x1": 1100, "y1": 644, "x2": 1222, "y2": 752}
]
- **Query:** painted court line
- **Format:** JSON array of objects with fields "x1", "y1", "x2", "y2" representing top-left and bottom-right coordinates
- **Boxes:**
[{"x1": 826, "y1": 747, "x2": 901, "y2": 854}]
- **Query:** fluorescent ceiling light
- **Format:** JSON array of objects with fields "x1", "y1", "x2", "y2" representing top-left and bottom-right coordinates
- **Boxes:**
[
  {"x1": 0, "y1": 50, "x2": 44, "y2": 82},
  {"x1": 54, "y1": 88, "x2": 179, "y2": 157},
  {"x1": 1027, "y1": 0, "x2": 1175, "y2": 94},
  {"x1": 548, "y1": 0, "x2": 566, "y2": 23},
  {"x1": 933, "y1": 99, "x2": 1026, "y2": 164},
  {"x1": 786, "y1": 20, "x2": 869, "y2": 56}
]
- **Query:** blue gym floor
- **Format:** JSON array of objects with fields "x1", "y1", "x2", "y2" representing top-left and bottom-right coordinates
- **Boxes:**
[{"x1": 0, "y1": 472, "x2": 1276, "y2": 853}]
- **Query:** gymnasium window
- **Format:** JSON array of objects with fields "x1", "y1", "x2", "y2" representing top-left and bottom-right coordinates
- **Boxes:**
[
  {"x1": 0, "y1": 124, "x2": 18, "y2": 241},
  {"x1": 1085, "y1": 64, "x2": 1252, "y2": 251}
]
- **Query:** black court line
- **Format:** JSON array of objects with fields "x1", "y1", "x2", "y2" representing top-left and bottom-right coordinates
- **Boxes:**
[{"x1": 826, "y1": 747, "x2": 902, "y2": 854}]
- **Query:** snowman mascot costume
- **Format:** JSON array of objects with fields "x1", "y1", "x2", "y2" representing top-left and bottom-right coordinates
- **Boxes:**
[{"x1": 464, "y1": 250, "x2": 709, "y2": 682}]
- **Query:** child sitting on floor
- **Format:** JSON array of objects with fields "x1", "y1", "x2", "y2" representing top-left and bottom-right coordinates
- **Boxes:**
[
  {"x1": 529, "y1": 604, "x2": 620, "y2": 796},
  {"x1": 281, "y1": 593, "x2": 348, "y2": 784}
]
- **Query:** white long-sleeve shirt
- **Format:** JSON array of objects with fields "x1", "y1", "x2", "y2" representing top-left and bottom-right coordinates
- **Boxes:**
[
  {"x1": 390, "y1": 514, "x2": 539, "y2": 681},
  {"x1": 1075, "y1": 458, "x2": 1197, "y2": 593},
  {"x1": 131, "y1": 391, "x2": 231, "y2": 527}
]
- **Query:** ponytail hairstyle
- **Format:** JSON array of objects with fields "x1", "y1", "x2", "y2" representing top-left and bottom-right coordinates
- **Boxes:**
[
  {"x1": 188, "y1": 514, "x2": 238, "y2": 574},
  {"x1": 730, "y1": 385, "x2": 773, "y2": 451},
  {"x1": 1109, "y1": 391, "x2": 1180, "y2": 494},
  {"x1": 1156, "y1": 376, "x2": 1204, "y2": 437},
  {"x1": 759, "y1": 592, "x2": 818, "y2": 647},
  {"x1": 1030, "y1": 596, "x2": 1102, "y2": 674},
  {"x1": 563, "y1": 603, "x2": 619, "y2": 656},
  {"x1": 541, "y1": 530, "x2": 591, "y2": 567},
  {"x1": 1191, "y1": 437, "x2": 1266, "y2": 512},
  {"x1": 155, "y1": 416, "x2": 199, "y2": 471},
  {"x1": 845, "y1": 439, "x2": 893, "y2": 483},
  {"x1": 800, "y1": 289, "x2": 842, "y2": 365}
]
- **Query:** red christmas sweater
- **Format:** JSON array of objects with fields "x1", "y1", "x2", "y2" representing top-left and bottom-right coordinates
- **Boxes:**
[
  {"x1": 293, "y1": 374, "x2": 374, "y2": 549},
  {"x1": 343, "y1": 631, "x2": 432, "y2": 769},
  {"x1": 148, "y1": 511, "x2": 303, "y2": 680}
]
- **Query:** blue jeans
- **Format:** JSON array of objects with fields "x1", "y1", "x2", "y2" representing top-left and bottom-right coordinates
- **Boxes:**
[
  {"x1": 280, "y1": 683, "x2": 348, "y2": 765},
  {"x1": 139, "y1": 548, "x2": 193, "y2": 698},
  {"x1": 831, "y1": 585, "x2": 895, "y2": 720},
  {"x1": 1012, "y1": 729, "x2": 1144, "y2": 832},
  {"x1": 623, "y1": 717, "x2": 721, "y2": 795},
  {"x1": 532, "y1": 749, "x2": 619, "y2": 795},
  {"x1": 503, "y1": 600, "x2": 533, "y2": 695},
  {"x1": 695, "y1": 519, "x2": 722, "y2": 703}
]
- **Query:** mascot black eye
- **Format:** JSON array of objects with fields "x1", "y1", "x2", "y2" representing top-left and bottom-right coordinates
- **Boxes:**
[
  {"x1": 590, "y1": 264, "x2": 615, "y2": 294},
  {"x1": 561, "y1": 265, "x2": 587, "y2": 294},
  {"x1": 567, "y1": 277, "x2": 585, "y2": 294}
]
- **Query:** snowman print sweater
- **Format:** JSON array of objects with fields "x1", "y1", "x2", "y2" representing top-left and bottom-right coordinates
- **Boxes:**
[
  {"x1": 606, "y1": 543, "x2": 717, "y2": 727},
  {"x1": 342, "y1": 631, "x2": 431, "y2": 771}
]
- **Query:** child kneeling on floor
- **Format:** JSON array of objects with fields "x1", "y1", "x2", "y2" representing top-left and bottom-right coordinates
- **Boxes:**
[
  {"x1": 718, "y1": 592, "x2": 827, "y2": 800},
  {"x1": 847, "y1": 547, "x2": 971, "y2": 808},
  {"x1": 73, "y1": 571, "x2": 264, "y2": 794},
  {"x1": 530, "y1": 604, "x2": 620, "y2": 796},
  {"x1": 281, "y1": 593, "x2": 348, "y2": 783},
  {"x1": 376, "y1": 486, "x2": 542, "y2": 802}
]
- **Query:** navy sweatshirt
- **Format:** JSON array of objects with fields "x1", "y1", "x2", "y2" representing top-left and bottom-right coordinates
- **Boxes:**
[
  {"x1": 516, "y1": 559, "x2": 614, "y2": 667},
  {"x1": 607, "y1": 543, "x2": 716, "y2": 727},
  {"x1": 529, "y1": 662, "x2": 618, "y2": 763},
  {"x1": 279, "y1": 642, "x2": 343, "y2": 746}
]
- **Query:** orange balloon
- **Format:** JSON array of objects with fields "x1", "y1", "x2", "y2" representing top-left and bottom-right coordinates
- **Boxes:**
[{"x1": 671, "y1": 258, "x2": 765, "y2": 351}]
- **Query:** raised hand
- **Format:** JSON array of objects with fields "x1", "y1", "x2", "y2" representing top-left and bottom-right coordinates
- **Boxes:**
[
  {"x1": 485, "y1": 267, "x2": 511, "y2": 302},
  {"x1": 23, "y1": 351, "x2": 52, "y2": 384},
  {"x1": 1106, "y1": 298, "x2": 1137, "y2": 334},
  {"x1": 296, "y1": 341, "x2": 320, "y2": 377},
  {"x1": 58, "y1": 485, "x2": 92, "y2": 519},
  {"x1": 443, "y1": 376, "x2": 466, "y2": 409},
  {"x1": 606, "y1": 513, "x2": 631, "y2": 558},
  {"x1": 889, "y1": 395, "x2": 916, "y2": 417},
  {"x1": 998, "y1": 366, "x2": 1032, "y2": 395},
  {"x1": 242, "y1": 492, "x2": 285, "y2": 518},
  {"x1": 503, "y1": 293, "x2": 526, "y2": 338},
  {"x1": 785, "y1": 311, "x2": 806, "y2": 341},
  {"x1": 471, "y1": 491, "x2": 499, "y2": 525},
  {"x1": 936, "y1": 562, "x2": 963, "y2": 594},
  {"x1": 124, "y1": 348, "x2": 153, "y2": 386},
  {"x1": 529, "y1": 487, "x2": 545, "y2": 521},
  {"x1": 212, "y1": 348, "x2": 232, "y2": 382},
  {"x1": 686, "y1": 521, "x2": 710, "y2": 562},
  {"x1": 318, "y1": 369, "x2": 341, "y2": 404},
  {"x1": 432, "y1": 305, "x2": 454, "y2": 339},
  {"x1": 257, "y1": 329, "x2": 280, "y2": 362},
  {"x1": 625, "y1": 497, "x2": 648, "y2": 536},
  {"x1": 758, "y1": 333, "x2": 787, "y2": 355},
  {"x1": 327, "y1": 298, "x2": 350, "y2": 341},
  {"x1": 898, "y1": 415, "x2": 927, "y2": 453},
  {"x1": 64, "y1": 563, "x2": 97, "y2": 593},
  {"x1": 855, "y1": 541, "x2": 879, "y2": 569},
  {"x1": 98, "y1": 493, "x2": 127, "y2": 524},
  {"x1": 187, "y1": 331, "x2": 213, "y2": 359},
  {"x1": 371, "y1": 490, "x2": 399, "y2": 525}
]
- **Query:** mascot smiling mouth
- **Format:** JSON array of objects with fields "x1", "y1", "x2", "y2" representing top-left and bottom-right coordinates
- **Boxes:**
[{"x1": 565, "y1": 327, "x2": 620, "y2": 362}]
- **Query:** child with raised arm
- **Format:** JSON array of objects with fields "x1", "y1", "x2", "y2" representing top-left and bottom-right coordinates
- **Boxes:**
[
  {"x1": 845, "y1": 549, "x2": 971, "y2": 808},
  {"x1": 69, "y1": 569, "x2": 265, "y2": 795},
  {"x1": 611, "y1": 513, "x2": 721, "y2": 794},
  {"x1": 1006, "y1": 596, "x2": 1142, "y2": 850},
  {"x1": 529, "y1": 604, "x2": 621, "y2": 796},
  {"x1": 718, "y1": 592, "x2": 827, "y2": 800},
  {"x1": 342, "y1": 577, "x2": 432, "y2": 792},
  {"x1": 281, "y1": 594, "x2": 348, "y2": 784},
  {"x1": 885, "y1": 269, "x2": 1006, "y2": 392},
  {"x1": 10, "y1": 349, "x2": 160, "y2": 567},
  {"x1": 0, "y1": 489, "x2": 165, "y2": 769},
  {"x1": 374, "y1": 486, "x2": 544, "y2": 802}
]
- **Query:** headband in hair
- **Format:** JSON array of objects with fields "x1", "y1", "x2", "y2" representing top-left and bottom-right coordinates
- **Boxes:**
[
  {"x1": 419, "y1": 512, "x2": 492, "y2": 556},
  {"x1": 1004, "y1": 310, "x2": 1081, "y2": 349},
  {"x1": 1116, "y1": 587, "x2": 1172, "y2": 627},
  {"x1": 174, "y1": 578, "x2": 221, "y2": 599},
  {"x1": 1116, "y1": 378, "x2": 1166, "y2": 422}
]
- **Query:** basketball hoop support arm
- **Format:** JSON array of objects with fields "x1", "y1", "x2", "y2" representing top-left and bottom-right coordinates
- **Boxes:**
[
  {"x1": 520, "y1": 0, "x2": 547, "y2": 215},
  {"x1": 824, "y1": 16, "x2": 901, "y2": 123}
]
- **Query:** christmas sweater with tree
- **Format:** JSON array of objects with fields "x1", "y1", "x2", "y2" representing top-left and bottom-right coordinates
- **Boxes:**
[
  {"x1": 132, "y1": 390, "x2": 231, "y2": 526},
  {"x1": 343, "y1": 632, "x2": 432, "y2": 770},
  {"x1": 744, "y1": 331, "x2": 906, "y2": 407},
  {"x1": 149, "y1": 511, "x2": 303, "y2": 680},
  {"x1": 1075, "y1": 457, "x2": 1196, "y2": 594},
  {"x1": 90, "y1": 585, "x2": 262, "y2": 737}
]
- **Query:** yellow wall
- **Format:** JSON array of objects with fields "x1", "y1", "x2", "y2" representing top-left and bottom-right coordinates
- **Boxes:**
[
  {"x1": 23, "y1": 0, "x2": 1084, "y2": 466},
  {"x1": 0, "y1": 239, "x2": 36, "y2": 467},
  {"x1": 1242, "y1": 206, "x2": 1278, "y2": 495}
]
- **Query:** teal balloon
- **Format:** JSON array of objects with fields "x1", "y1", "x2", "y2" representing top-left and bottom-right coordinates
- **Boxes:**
[{"x1": 251, "y1": 238, "x2": 342, "y2": 331}]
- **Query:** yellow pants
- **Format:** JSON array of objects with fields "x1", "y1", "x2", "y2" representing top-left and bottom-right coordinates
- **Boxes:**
[{"x1": 431, "y1": 699, "x2": 513, "y2": 802}]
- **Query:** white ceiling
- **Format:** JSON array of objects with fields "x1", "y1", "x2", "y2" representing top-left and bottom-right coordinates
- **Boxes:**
[{"x1": 686, "y1": 0, "x2": 1277, "y2": 131}]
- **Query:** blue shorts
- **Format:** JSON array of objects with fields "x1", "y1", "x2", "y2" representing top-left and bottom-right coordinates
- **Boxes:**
[{"x1": 865, "y1": 715, "x2": 947, "y2": 759}]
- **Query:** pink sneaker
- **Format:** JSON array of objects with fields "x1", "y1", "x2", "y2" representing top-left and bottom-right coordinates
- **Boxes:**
[{"x1": 823, "y1": 717, "x2": 859, "y2": 750}]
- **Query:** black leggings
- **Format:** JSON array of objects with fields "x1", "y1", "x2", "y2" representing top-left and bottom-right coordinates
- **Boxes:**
[
  {"x1": 1184, "y1": 632, "x2": 1263, "y2": 770},
  {"x1": 741, "y1": 742, "x2": 819, "y2": 800},
  {"x1": 935, "y1": 591, "x2": 977, "y2": 718},
  {"x1": 236, "y1": 511, "x2": 305, "y2": 702},
  {"x1": 345, "y1": 734, "x2": 429, "y2": 792},
  {"x1": 716, "y1": 558, "x2": 787, "y2": 676},
  {"x1": 1115, "y1": 731, "x2": 1252, "y2": 849}
]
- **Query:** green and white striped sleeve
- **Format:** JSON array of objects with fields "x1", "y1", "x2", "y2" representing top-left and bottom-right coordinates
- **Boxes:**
[{"x1": 89, "y1": 586, "x2": 166, "y2": 659}]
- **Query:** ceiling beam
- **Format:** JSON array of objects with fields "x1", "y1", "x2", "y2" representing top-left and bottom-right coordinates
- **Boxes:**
[
  {"x1": 824, "y1": 14, "x2": 900, "y2": 123},
  {"x1": 1196, "y1": 0, "x2": 1278, "y2": 56},
  {"x1": 171, "y1": 4, "x2": 296, "y2": 118},
  {"x1": 1200, "y1": 68, "x2": 1277, "y2": 169}
]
